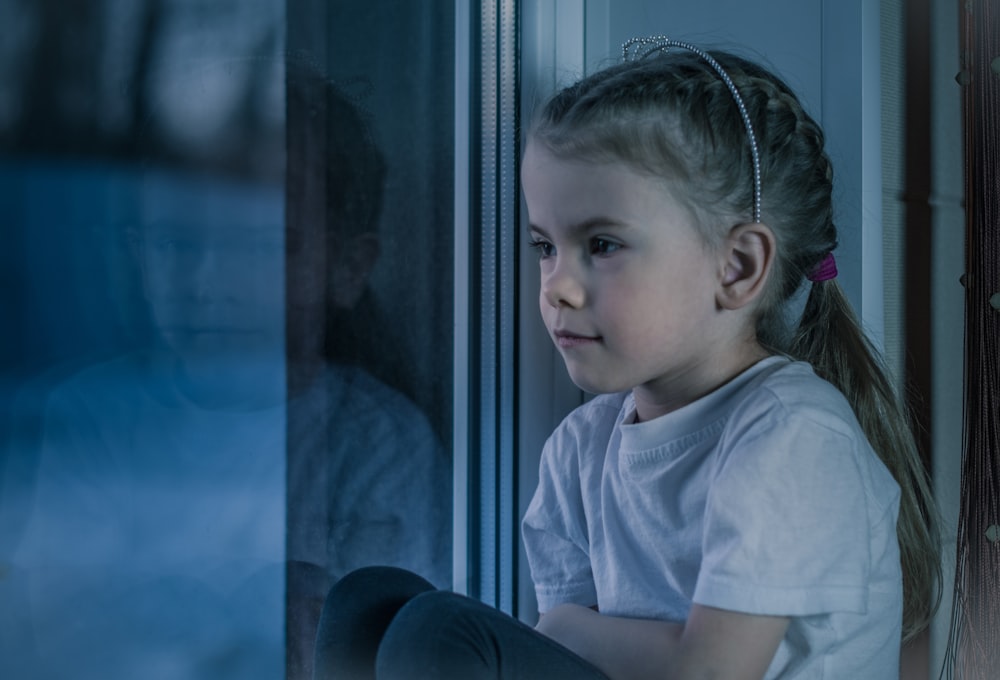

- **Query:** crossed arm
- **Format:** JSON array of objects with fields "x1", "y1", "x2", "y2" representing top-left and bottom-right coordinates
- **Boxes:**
[{"x1": 536, "y1": 602, "x2": 789, "y2": 680}]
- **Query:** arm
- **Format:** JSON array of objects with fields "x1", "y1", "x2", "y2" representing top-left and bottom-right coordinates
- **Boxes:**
[{"x1": 536, "y1": 603, "x2": 788, "y2": 680}]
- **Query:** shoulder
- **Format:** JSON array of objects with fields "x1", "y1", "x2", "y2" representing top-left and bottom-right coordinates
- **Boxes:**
[
  {"x1": 47, "y1": 352, "x2": 147, "y2": 393},
  {"x1": 333, "y1": 364, "x2": 422, "y2": 413},
  {"x1": 728, "y1": 359, "x2": 860, "y2": 439},
  {"x1": 544, "y1": 391, "x2": 629, "y2": 457},
  {"x1": 325, "y1": 364, "x2": 440, "y2": 446},
  {"x1": 39, "y1": 352, "x2": 157, "y2": 421},
  {"x1": 716, "y1": 359, "x2": 899, "y2": 512},
  {"x1": 716, "y1": 358, "x2": 891, "y2": 498},
  {"x1": 696, "y1": 362, "x2": 901, "y2": 618}
]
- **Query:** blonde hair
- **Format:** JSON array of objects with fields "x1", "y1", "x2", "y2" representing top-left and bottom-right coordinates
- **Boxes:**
[{"x1": 530, "y1": 48, "x2": 941, "y2": 642}]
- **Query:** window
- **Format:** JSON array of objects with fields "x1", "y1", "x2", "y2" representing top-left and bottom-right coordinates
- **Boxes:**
[
  {"x1": 3, "y1": 1, "x2": 953, "y2": 678},
  {"x1": 1, "y1": 2, "x2": 454, "y2": 678}
]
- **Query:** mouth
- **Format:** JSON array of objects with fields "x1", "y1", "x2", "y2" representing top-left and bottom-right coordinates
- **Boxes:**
[{"x1": 553, "y1": 329, "x2": 601, "y2": 349}]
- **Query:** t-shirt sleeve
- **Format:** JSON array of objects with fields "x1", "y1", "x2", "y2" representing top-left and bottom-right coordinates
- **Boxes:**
[
  {"x1": 694, "y1": 395, "x2": 886, "y2": 617},
  {"x1": 521, "y1": 425, "x2": 598, "y2": 613}
]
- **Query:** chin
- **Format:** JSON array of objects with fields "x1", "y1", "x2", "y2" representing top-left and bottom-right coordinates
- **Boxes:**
[{"x1": 565, "y1": 369, "x2": 625, "y2": 396}]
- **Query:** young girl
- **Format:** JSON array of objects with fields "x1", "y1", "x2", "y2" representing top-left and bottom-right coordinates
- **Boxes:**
[{"x1": 313, "y1": 39, "x2": 940, "y2": 680}]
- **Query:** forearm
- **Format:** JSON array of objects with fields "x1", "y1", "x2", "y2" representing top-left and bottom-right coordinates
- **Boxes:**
[
  {"x1": 535, "y1": 602, "x2": 788, "y2": 680},
  {"x1": 535, "y1": 604, "x2": 683, "y2": 680}
]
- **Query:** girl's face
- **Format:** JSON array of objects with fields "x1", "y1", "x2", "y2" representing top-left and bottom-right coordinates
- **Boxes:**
[
  {"x1": 138, "y1": 171, "x2": 286, "y2": 364},
  {"x1": 521, "y1": 142, "x2": 762, "y2": 420}
]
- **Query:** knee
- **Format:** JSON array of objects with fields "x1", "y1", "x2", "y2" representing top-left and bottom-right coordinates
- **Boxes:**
[
  {"x1": 376, "y1": 591, "x2": 491, "y2": 679},
  {"x1": 385, "y1": 590, "x2": 468, "y2": 633},
  {"x1": 320, "y1": 566, "x2": 435, "y2": 620},
  {"x1": 330, "y1": 565, "x2": 433, "y2": 599},
  {"x1": 314, "y1": 566, "x2": 436, "y2": 679}
]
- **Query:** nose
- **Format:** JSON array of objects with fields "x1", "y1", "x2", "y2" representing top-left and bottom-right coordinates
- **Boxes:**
[
  {"x1": 187, "y1": 245, "x2": 237, "y2": 304},
  {"x1": 540, "y1": 256, "x2": 585, "y2": 309}
]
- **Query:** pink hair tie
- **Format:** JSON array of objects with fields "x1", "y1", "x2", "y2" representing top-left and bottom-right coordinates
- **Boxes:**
[{"x1": 808, "y1": 253, "x2": 838, "y2": 282}]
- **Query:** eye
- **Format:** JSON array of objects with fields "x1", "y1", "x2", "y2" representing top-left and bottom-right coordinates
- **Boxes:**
[
  {"x1": 590, "y1": 237, "x2": 621, "y2": 256},
  {"x1": 528, "y1": 238, "x2": 555, "y2": 259},
  {"x1": 150, "y1": 237, "x2": 182, "y2": 253}
]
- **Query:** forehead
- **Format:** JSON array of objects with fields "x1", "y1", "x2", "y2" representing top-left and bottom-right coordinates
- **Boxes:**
[
  {"x1": 139, "y1": 169, "x2": 283, "y2": 236},
  {"x1": 521, "y1": 141, "x2": 691, "y2": 231}
]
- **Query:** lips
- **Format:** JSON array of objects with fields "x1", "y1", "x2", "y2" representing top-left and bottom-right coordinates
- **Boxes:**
[{"x1": 553, "y1": 329, "x2": 601, "y2": 348}]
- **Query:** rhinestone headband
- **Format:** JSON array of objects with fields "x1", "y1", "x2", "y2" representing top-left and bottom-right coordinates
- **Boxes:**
[{"x1": 623, "y1": 36, "x2": 762, "y2": 224}]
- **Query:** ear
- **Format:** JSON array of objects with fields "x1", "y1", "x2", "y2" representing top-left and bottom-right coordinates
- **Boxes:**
[
  {"x1": 716, "y1": 222, "x2": 775, "y2": 310},
  {"x1": 328, "y1": 232, "x2": 380, "y2": 310}
]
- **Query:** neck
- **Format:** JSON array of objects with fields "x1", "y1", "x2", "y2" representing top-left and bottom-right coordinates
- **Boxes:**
[{"x1": 631, "y1": 343, "x2": 770, "y2": 422}]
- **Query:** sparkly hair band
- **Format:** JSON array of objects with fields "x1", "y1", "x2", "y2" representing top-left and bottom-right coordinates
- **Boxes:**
[
  {"x1": 623, "y1": 36, "x2": 762, "y2": 224},
  {"x1": 807, "y1": 252, "x2": 838, "y2": 282}
]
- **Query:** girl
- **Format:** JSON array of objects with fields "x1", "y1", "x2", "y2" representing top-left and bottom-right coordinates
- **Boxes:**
[{"x1": 314, "y1": 39, "x2": 940, "y2": 680}]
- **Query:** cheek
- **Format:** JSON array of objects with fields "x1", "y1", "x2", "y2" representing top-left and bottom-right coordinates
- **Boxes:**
[{"x1": 597, "y1": 280, "x2": 678, "y2": 341}]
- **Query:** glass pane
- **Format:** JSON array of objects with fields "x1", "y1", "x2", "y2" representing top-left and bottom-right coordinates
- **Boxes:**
[
  {"x1": 0, "y1": 2, "x2": 454, "y2": 678},
  {"x1": 283, "y1": 1, "x2": 455, "y2": 676}
]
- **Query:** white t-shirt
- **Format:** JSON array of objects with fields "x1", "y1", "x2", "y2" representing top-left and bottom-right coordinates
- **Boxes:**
[{"x1": 522, "y1": 357, "x2": 903, "y2": 679}]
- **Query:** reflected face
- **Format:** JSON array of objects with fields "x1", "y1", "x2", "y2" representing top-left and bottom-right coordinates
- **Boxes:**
[{"x1": 138, "y1": 170, "x2": 285, "y2": 361}]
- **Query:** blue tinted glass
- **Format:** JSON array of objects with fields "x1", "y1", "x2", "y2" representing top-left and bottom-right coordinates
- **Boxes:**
[{"x1": 0, "y1": 1, "x2": 454, "y2": 678}]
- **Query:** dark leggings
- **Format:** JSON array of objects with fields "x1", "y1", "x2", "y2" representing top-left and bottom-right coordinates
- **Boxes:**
[{"x1": 313, "y1": 566, "x2": 610, "y2": 680}]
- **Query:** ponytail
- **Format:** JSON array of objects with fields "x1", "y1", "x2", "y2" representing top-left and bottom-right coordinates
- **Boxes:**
[{"x1": 789, "y1": 279, "x2": 942, "y2": 643}]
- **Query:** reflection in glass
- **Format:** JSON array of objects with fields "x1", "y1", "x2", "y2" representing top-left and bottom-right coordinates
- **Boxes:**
[
  {"x1": 284, "y1": 65, "x2": 452, "y2": 677},
  {"x1": 0, "y1": 2, "x2": 454, "y2": 678}
]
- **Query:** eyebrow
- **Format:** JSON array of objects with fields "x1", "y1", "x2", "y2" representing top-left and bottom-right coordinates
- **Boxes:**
[{"x1": 527, "y1": 216, "x2": 630, "y2": 239}]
